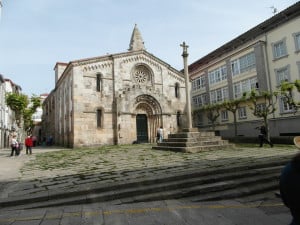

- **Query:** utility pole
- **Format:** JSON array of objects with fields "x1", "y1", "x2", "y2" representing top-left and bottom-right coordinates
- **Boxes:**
[{"x1": 180, "y1": 42, "x2": 192, "y2": 129}]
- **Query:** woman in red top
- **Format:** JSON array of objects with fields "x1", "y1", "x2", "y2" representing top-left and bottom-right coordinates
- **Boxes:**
[{"x1": 25, "y1": 135, "x2": 33, "y2": 154}]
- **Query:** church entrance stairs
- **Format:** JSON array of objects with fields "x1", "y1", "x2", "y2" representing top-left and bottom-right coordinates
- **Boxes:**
[{"x1": 152, "y1": 128, "x2": 234, "y2": 153}]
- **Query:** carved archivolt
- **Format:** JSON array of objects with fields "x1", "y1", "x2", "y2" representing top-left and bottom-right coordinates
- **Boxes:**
[{"x1": 134, "y1": 94, "x2": 162, "y2": 115}]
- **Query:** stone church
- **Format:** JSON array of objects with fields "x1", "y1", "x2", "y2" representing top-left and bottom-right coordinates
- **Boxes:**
[{"x1": 42, "y1": 25, "x2": 188, "y2": 148}]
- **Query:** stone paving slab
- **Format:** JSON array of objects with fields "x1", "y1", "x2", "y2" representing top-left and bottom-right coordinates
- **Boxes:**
[
  {"x1": 0, "y1": 144, "x2": 298, "y2": 203},
  {"x1": 0, "y1": 144, "x2": 298, "y2": 224},
  {"x1": 0, "y1": 199, "x2": 292, "y2": 225}
]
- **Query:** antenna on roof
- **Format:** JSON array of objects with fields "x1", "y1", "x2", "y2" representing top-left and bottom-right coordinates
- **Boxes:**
[{"x1": 270, "y1": 6, "x2": 277, "y2": 14}]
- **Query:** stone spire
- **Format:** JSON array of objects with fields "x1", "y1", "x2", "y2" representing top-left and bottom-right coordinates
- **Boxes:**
[{"x1": 128, "y1": 24, "x2": 145, "y2": 51}]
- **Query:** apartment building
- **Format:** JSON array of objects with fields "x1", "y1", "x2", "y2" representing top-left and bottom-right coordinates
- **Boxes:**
[{"x1": 189, "y1": 2, "x2": 300, "y2": 138}]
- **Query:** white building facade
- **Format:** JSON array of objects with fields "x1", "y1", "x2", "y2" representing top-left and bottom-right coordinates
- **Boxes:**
[{"x1": 189, "y1": 2, "x2": 300, "y2": 138}]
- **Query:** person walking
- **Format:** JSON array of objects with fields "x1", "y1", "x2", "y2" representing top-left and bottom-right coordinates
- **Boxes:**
[
  {"x1": 25, "y1": 135, "x2": 33, "y2": 154},
  {"x1": 156, "y1": 126, "x2": 163, "y2": 143},
  {"x1": 10, "y1": 135, "x2": 18, "y2": 156},
  {"x1": 256, "y1": 124, "x2": 273, "y2": 147},
  {"x1": 280, "y1": 152, "x2": 300, "y2": 225}
]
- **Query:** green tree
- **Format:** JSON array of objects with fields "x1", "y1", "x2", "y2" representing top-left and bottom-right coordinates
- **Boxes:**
[
  {"x1": 247, "y1": 90, "x2": 278, "y2": 141},
  {"x1": 5, "y1": 93, "x2": 28, "y2": 127},
  {"x1": 222, "y1": 95, "x2": 247, "y2": 136},
  {"x1": 202, "y1": 103, "x2": 222, "y2": 131},
  {"x1": 280, "y1": 80, "x2": 300, "y2": 111},
  {"x1": 5, "y1": 93, "x2": 41, "y2": 133}
]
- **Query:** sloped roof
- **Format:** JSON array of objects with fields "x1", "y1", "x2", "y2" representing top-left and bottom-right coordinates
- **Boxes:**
[{"x1": 188, "y1": 1, "x2": 300, "y2": 73}]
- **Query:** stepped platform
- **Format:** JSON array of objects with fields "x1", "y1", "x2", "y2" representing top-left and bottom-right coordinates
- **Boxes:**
[{"x1": 152, "y1": 128, "x2": 234, "y2": 153}]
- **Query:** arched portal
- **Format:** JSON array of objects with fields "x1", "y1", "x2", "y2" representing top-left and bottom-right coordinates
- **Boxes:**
[
  {"x1": 136, "y1": 114, "x2": 148, "y2": 143},
  {"x1": 134, "y1": 95, "x2": 162, "y2": 143}
]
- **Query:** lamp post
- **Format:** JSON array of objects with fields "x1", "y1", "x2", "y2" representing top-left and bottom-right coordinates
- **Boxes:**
[{"x1": 180, "y1": 42, "x2": 192, "y2": 129}]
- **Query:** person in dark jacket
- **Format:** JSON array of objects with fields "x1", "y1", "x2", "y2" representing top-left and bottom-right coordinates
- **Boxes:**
[
  {"x1": 280, "y1": 152, "x2": 300, "y2": 225},
  {"x1": 256, "y1": 124, "x2": 273, "y2": 147}
]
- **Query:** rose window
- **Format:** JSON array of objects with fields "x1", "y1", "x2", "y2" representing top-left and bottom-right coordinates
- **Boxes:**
[
  {"x1": 135, "y1": 70, "x2": 147, "y2": 83},
  {"x1": 133, "y1": 65, "x2": 151, "y2": 84}
]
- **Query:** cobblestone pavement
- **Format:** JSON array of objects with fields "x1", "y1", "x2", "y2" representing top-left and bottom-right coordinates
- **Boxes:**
[
  {"x1": 0, "y1": 144, "x2": 299, "y2": 199},
  {"x1": 0, "y1": 144, "x2": 298, "y2": 224},
  {"x1": 9, "y1": 144, "x2": 300, "y2": 179}
]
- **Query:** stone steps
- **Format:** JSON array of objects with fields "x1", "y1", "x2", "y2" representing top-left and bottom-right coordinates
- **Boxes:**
[
  {"x1": 0, "y1": 158, "x2": 287, "y2": 210},
  {"x1": 153, "y1": 128, "x2": 233, "y2": 153}
]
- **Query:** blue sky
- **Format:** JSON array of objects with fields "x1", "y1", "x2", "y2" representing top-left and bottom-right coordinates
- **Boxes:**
[{"x1": 0, "y1": 0, "x2": 298, "y2": 96}]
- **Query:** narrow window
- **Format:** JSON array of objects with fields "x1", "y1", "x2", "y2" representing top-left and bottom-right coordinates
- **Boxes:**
[
  {"x1": 294, "y1": 32, "x2": 300, "y2": 52},
  {"x1": 97, "y1": 109, "x2": 103, "y2": 128},
  {"x1": 96, "y1": 74, "x2": 102, "y2": 92},
  {"x1": 238, "y1": 107, "x2": 247, "y2": 119},
  {"x1": 175, "y1": 83, "x2": 180, "y2": 98},
  {"x1": 221, "y1": 110, "x2": 228, "y2": 121}
]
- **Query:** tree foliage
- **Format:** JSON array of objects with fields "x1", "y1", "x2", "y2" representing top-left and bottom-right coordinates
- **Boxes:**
[
  {"x1": 5, "y1": 93, "x2": 41, "y2": 132},
  {"x1": 280, "y1": 80, "x2": 300, "y2": 112},
  {"x1": 246, "y1": 89, "x2": 278, "y2": 141},
  {"x1": 222, "y1": 95, "x2": 247, "y2": 136},
  {"x1": 202, "y1": 103, "x2": 222, "y2": 131}
]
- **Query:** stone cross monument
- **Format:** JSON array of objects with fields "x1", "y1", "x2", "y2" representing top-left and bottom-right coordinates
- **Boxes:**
[{"x1": 181, "y1": 42, "x2": 192, "y2": 129}]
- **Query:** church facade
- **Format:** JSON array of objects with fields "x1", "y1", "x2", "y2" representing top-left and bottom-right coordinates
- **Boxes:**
[{"x1": 42, "y1": 25, "x2": 187, "y2": 148}]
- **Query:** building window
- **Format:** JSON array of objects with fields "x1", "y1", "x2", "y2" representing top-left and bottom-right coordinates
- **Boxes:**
[
  {"x1": 293, "y1": 32, "x2": 300, "y2": 52},
  {"x1": 256, "y1": 103, "x2": 266, "y2": 114},
  {"x1": 97, "y1": 109, "x2": 103, "y2": 128},
  {"x1": 175, "y1": 83, "x2": 180, "y2": 98},
  {"x1": 233, "y1": 77, "x2": 257, "y2": 99},
  {"x1": 221, "y1": 110, "x2": 228, "y2": 121},
  {"x1": 275, "y1": 66, "x2": 290, "y2": 85},
  {"x1": 272, "y1": 39, "x2": 288, "y2": 59},
  {"x1": 239, "y1": 52, "x2": 256, "y2": 73},
  {"x1": 192, "y1": 76, "x2": 206, "y2": 90},
  {"x1": 209, "y1": 87, "x2": 228, "y2": 104},
  {"x1": 208, "y1": 65, "x2": 227, "y2": 85},
  {"x1": 238, "y1": 107, "x2": 247, "y2": 119},
  {"x1": 192, "y1": 94, "x2": 207, "y2": 107},
  {"x1": 96, "y1": 74, "x2": 102, "y2": 92},
  {"x1": 231, "y1": 52, "x2": 255, "y2": 76},
  {"x1": 280, "y1": 97, "x2": 294, "y2": 113}
]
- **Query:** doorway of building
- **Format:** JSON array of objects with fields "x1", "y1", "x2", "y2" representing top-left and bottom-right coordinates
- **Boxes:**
[{"x1": 136, "y1": 114, "x2": 148, "y2": 143}]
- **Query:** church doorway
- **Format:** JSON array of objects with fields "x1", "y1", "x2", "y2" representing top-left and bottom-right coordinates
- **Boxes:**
[{"x1": 136, "y1": 114, "x2": 148, "y2": 143}]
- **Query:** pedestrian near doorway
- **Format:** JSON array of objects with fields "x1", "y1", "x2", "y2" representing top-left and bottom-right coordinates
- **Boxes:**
[
  {"x1": 156, "y1": 126, "x2": 163, "y2": 143},
  {"x1": 25, "y1": 135, "x2": 33, "y2": 154},
  {"x1": 255, "y1": 124, "x2": 273, "y2": 147}
]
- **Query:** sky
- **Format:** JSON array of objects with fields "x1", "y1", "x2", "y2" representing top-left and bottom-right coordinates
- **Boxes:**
[{"x1": 0, "y1": 0, "x2": 299, "y2": 96}]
